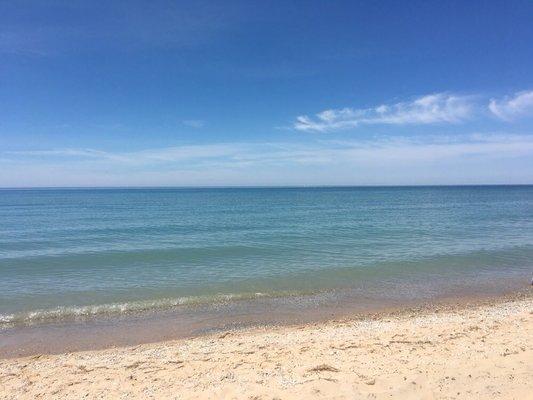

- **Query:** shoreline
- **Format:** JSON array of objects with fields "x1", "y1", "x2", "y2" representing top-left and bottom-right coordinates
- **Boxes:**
[
  {"x1": 1, "y1": 291, "x2": 531, "y2": 399},
  {"x1": 2, "y1": 287, "x2": 531, "y2": 358},
  {"x1": 1, "y1": 284, "x2": 530, "y2": 359}
]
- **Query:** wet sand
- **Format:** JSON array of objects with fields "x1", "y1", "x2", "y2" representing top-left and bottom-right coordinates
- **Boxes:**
[
  {"x1": 1, "y1": 292, "x2": 531, "y2": 399},
  {"x1": 2, "y1": 278, "x2": 528, "y2": 359}
]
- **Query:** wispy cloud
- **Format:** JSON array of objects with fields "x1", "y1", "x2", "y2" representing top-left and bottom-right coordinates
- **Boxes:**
[
  {"x1": 4, "y1": 133, "x2": 533, "y2": 168},
  {"x1": 182, "y1": 120, "x2": 205, "y2": 129},
  {"x1": 2, "y1": 133, "x2": 532, "y2": 186},
  {"x1": 489, "y1": 90, "x2": 533, "y2": 121},
  {"x1": 294, "y1": 93, "x2": 475, "y2": 132},
  {"x1": 0, "y1": 2, "x2": 251, "y2": 56},
  {"x1": 6, "y1": 144, "x2": 242, "y2": 165}
]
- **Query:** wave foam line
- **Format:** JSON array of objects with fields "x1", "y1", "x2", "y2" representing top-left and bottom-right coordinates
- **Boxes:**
[{"x1": 0, "y1": 290, "x2": 308, "y2": 328}]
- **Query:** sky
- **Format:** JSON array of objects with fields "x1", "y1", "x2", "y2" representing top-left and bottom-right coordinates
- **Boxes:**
[{"x1": 1, "y1": 0, "x2": 533, "y2": 187}]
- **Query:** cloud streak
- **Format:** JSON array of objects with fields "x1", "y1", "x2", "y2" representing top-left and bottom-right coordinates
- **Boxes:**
[
  {"x1": 2, "y1": 134, "x2": 532, "y2": 187},
  {"x1": 0, "y1": 2, "x2": 251, "y2": 56},
  {"x1": 294, "y1": 93, "x2": 475, "y2": 132},
  {"x1": 4, "y1": 134, "x2": 533, "y2": 168},
  {"x1": 489, "y1": 90, "x2": 533, "y2": 121}
]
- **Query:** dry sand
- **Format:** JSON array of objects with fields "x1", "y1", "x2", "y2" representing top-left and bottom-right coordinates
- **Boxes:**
[{"x1": 1, "y1": 296, "x2": 532, "y2": 399}]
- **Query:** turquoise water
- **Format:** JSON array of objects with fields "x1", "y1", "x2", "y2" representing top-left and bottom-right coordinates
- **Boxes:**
[{"x1": 1, "y1": 186, "x2": 532, "y2": 326}]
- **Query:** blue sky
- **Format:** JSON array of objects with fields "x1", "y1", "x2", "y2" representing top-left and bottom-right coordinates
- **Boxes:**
[{"x1": 1, "y1": 0, "x2": 533, "y2": 186}]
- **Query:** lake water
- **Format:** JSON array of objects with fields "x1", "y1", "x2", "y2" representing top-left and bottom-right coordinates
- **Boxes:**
[{"x1": 1, "y1": 186, "x2": 532, "y2": 329}]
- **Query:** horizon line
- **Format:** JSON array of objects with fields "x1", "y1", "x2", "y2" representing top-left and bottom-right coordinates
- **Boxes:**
[{"x1": 1, "y1": 183, "x2": 532, "y2": 190}]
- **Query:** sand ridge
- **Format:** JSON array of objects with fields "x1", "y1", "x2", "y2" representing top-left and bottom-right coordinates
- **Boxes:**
[{"x1": 1, "y1": 297, "x2": 532, "y2": 399}]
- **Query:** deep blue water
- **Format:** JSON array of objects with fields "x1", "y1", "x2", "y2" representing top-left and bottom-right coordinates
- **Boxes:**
[{"x1": 1, "y1": 186, "x2": 532, "y2": 326}]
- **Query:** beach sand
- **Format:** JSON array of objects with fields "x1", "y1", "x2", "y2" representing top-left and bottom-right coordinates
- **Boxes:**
[{"x1": 1, "y1": 295, "x2": 531, "y2": 399}]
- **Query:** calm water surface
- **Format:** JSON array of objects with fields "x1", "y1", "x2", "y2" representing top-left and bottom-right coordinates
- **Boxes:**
[{"x1": 1, "y1": 186, "x2": 532, "y2": 327}]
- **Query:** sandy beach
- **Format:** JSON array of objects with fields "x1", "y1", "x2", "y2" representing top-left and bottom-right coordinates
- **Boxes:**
[
  {"x1": 1, "y1": 294, "x2": 531, "y2": 399},
  {"x1": 3, "y1": 1, "x2": 533, "y2": 398}
]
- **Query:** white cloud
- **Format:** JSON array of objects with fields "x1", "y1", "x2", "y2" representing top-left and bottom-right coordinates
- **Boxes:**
[
  {"x1": 294, "y1": 93, "x2": 475, "y2": 132},
  {"x1": 489, "y1": 90, "x2": 533, "y2": 121},
  {"x1": 3, "y1": 133, "x2": 533, "y2": 187},
  {"x1": 6, "y1": 143, "x2": 241, "y2": 165},
  {"x1": 8, "y1": 134, "x2": 533, "y2": 166},
  {"x1": 182, "y1": 120, "x2": 205, "y2": 128}
]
